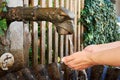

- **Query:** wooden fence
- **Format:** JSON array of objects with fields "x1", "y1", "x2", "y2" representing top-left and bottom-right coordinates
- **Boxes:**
[
  {"x1": 8, "y1": 0, "x2": 84, "y2": 66},
  {"x1": 22, "y1": 0, "x2": 85, "y2": 67}
]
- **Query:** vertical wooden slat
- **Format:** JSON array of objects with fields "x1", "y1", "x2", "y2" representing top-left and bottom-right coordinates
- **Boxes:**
[
  {"x1": 48, "y1": 0, "x2": 53, "y2": 64},
  {"x1": 32, "y1": 22, "x2": 38, "y2": 67},
  {"x1": 53, "y1": 0, "x2": 59, "y2": 62},
  {"x1": 80, "y1": 0, "x2": 85, "y2": 50},
  {"x1": 74, "y1": 0, "x2": 78, "y2": 52},
  {"x1": 59, "y1": 0, "x2": 64, "y2": 60},
  {"x1": 23, "y1": 0, "x2": 30, "y2": 67},
  {"x1": 69, "y1": 36, "x2": 74, "y2": 55},
  {"x1": 68, "y1": 0, "x2": 74, "y2": 55},
  {"x1": 40, "y1": 0, "x2": 46, "y2": 64},
  {"x1": 70, "y1": 0, "x2": 77, "y2": 52},
  {"x1": 31, "y1": 0, "x2": 38, "y2": 67},
  {"x1": 23, "y1": 0, "x2": 29, "y2": 6},
  {"x1": 68, "y1": 0, "x2": 72, "y2": 55},
  {"x1": 64, "y1": 0, "x2": 72, "y2": 56},
  {"x1": 77, "y1": 0, "x2": 81, "y2": 51},
  {"x1": 64, "y1": 0, "x2": 69, "y2": 56}
]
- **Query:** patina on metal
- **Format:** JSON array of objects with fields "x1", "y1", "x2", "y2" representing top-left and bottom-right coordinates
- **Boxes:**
[{"x1": 0, "y1": 7, "x2": 75, "y2": 34}]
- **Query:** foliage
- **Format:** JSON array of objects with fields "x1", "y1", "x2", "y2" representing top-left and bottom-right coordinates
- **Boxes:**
[
  {"x1": 80, "y1": 0, "x2": 120, "y2": 47},
  {"x1": 0, "y1": 19, "x2": 7, "y2": 36},
  {"x1": 0, "y1": 1, "x2": 8, "y2": 13},
  {"x1": 0, "y1": 1, "x2": 8, "y2": 36}
]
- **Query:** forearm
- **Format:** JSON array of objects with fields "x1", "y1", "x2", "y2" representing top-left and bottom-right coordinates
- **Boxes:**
[
  {"x1": 98, "y1": 41, "x2": 120, "y2": 50},
  {"x1": 90, "y1": 46, "x2": 120, "y2": 66},
  {"x1": 84, "y1": 41, "x2": 120, "y2": 53}
]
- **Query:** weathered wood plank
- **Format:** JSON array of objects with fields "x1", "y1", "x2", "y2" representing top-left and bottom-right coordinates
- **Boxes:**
[
  {"x1": 77, "y1": 0, "x2": 81, "y2": 51},
  {"x1": 59, "y1": 0, "x2": 64, "y2": 59},
  {"x1": 23, "y1": 0, "x2": 31, "y2": 67},
  {"x1": 32, "y1": 22, "x2": 38, "y2": 67},
  {"x1": 47, "y1": 0, "x2": 53, "y2": 64},
  {"x1": 64, "y1": 0, "x2": 69, "y2": 56},
  {"x1": 53, "y1": 0, "x2": 59, "y2": 62},
  {"x1": 69, "y1": 0, "x2": 74, "y2": 55},
  {"x1": 70, "y1": 0, "x2": 77, "y2": 52},
  {"x1": 31, "y1": 0, "x2": 39, "y2": 67},
  {"x1": 75, "y1": 0, "x2": 78, "y2": 52},
  {"x1": 40, "y1": 0, "x2": 46, "y2": 64},
  {"x1": 80, "y1": 0, "x2": 85, "y2": 50}
]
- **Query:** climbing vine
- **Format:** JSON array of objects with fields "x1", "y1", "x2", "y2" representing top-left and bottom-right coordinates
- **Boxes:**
[
  {"x1": 80, "y1": 0, "x2": 120, "y2": 47},
  {"x1": 0, "y1": 19, "x2": 7, "y2": 35},
  {"x1": 0, "y1": 0, "x2": 8, "y2": 36}
]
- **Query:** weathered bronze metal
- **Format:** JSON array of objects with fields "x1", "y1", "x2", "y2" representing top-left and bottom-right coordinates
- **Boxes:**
[{"x1": 0, "y1": 7, "x2": 75, "y2": 34}]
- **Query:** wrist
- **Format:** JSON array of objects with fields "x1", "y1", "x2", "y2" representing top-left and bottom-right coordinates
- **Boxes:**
[
  {"x1": 82, "y1": 50, "x2": 98, "y2": 66},
  {"x1": 88, "y1": 53, "x2": 100, "y2": 66}
]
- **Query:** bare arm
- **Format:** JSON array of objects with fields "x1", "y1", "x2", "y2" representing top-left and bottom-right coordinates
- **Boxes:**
[
  {"x1": 62, "y1": 46, "x2": 120, "y2": 70},
  {"x1": 90, "y1": 46, "x2": 120, "y2": 66},
  {"x1": 84, "y1": 41, "x2": 120, "y2": 53}
]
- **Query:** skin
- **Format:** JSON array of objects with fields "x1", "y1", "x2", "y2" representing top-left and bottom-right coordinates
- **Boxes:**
[
  {"x1": 84, "y1": 41, "x2": 120, "y2": 53},
  {"x1": 62, "y1": 41, "x2": 120, "y2": 70}
]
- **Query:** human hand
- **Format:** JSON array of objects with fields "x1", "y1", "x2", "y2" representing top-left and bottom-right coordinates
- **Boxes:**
[{"x1": 62, "y1": 51, "x2": 95, "y2": 70}]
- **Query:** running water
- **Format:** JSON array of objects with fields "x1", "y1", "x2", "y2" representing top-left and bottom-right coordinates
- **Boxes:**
[{"x1": 68, "y1": 36, "x2": 88, "y2": 80}]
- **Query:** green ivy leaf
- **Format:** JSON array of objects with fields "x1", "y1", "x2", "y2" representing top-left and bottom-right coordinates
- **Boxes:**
[
  {"x1": 0, "y1": 19, "x2": 7, "y2": 35},
  {"x1": 80, "y1": 0, "x2": 119, "y2": 47},
  {"x1": 86, "y1": 17, "x2": 91, "y2": 23}
]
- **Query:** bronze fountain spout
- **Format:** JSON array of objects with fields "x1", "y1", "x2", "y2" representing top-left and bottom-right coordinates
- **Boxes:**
[{"x1": 0, "y1": 6, "x2": 75, "y2": 34}]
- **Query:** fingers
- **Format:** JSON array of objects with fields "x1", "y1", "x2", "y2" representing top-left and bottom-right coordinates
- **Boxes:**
[
  {"x1": 62, "y1": 51, "x2": 93, "y2": 70},
  {"x1": 66, "y1": 59, "x2": 82, "y2": 67},
  {"x1": 71, "y1": 64, "x2": 92, "y2": 70},
  {"x1": 62, "y1": 55, "x2": 75, "y2": 63},
  {"x1": 62, "y1": 52, "x2": 81, "y2": 61},
  {"x1": 62, "y1": 52, "x2": 93, "y2": 70},
  {"x1": 66, "y1": 60, "x2": 91, "y2": 70},
  {"x1": 62, "y1": 57, "x2": 88, "y2": 70}
]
